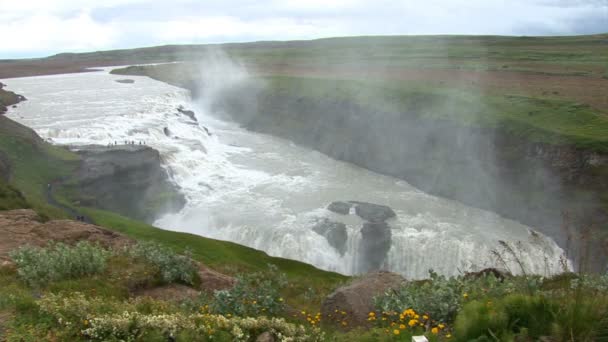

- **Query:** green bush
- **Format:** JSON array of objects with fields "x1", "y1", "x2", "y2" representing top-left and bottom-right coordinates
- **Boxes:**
[
  {"x1": 37, "y1": 292, "x2": 323, "y2": 341},
  {"x1": 213, "y1": 264, "x2": 287, "y2": 317},
  {"x1": 9, "y1": 241, "x2": 110, "y2": 287},
  {"x1": 129, "y1": 241, "x2": 198, "y2": 286},
  {"x1": 453, "y1": 300, "x2": 510, "y2": 341},
  {"x1": 552, "y1": 293, "x2": 608, "y2": 342},
  {"x1": 500, "y1": 294, "x2": 557, "y2": 338}
]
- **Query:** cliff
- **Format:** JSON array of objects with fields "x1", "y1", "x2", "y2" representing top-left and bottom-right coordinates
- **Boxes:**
[{"x1": 67, "y1": 145, "x2": 186, "y2": 223}]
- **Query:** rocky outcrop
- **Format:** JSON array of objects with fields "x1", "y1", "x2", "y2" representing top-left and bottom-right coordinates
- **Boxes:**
[
  {"x1": 321, "y1": 271, "x2": 406, "y2": 329},
  {"x1": 70, "y1": 145, "x2": 185, "y2": 222},
  {"x1": 360, "y1": 222, "x2": 392, "y2": 272},
  {"x1": 0, "y1": 209, "x2": 132, "y2": 263},
  {"x1": 0, "y1": 83, "x2": 26, "y2": 114},
  {"x1": 327, "y1": 201, "x2": 352, "y2": 215},
  {"x1": 177, "y1": 106, "x2": 198, "y2": 122},
  {"x1": 312, "y1": 218, "x2": 348, "y2": 255},
  {"x1": 327, "y1": 201, "x2": 396, "y2": 272}
]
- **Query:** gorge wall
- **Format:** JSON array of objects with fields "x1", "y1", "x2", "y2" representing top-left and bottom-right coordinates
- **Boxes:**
[
  {"x1": 69, "y1": 145, "x2": 186, "y2": 223},
  {"x1": 112, "y1": 65, "x2": 608, "y2": 269}
]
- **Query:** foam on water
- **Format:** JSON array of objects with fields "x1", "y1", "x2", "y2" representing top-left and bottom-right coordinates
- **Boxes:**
[{"x1": 4, "y1": 69, "x2": 570, "y2": 279}]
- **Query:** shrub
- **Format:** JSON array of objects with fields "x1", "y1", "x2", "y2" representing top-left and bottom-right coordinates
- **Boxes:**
[
  {"x1": 453, "y1": 300, "x2": 510, "y2": 342},
  {"x1": 500, "y1": 294, "x2": 557, "y2": 338},
  {"x1": 129, "y1": 241, "x2": 198, "y2": 286},
  {"x1": 38, "y1": 292, "x2": 323, "y2": 341},
  {"x1": 9, "y1": 241, "x2": 110, "y2": 287},
  {"x1": 375, "y1": 270, "x2": 465, "y2": 323},
  {"x1": 552, "y1": 292, "x2": 608, "y2": 342},
  {"x1": 213, "y1": 264, "x2": 288, "y2": 317}
]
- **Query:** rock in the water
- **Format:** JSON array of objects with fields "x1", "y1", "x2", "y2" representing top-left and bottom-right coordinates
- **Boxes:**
[
  {"x1": 312, "y1": 218, "x2": 348, "y2": 255},
  {"x1": 321, "y1": 271, "x2": 406, "y2": 329},
  {"x1": 177, "y1": 107, "x2": 198, "y2": 122},
  {"x1": 327, "y1": 201, "x2": 353, "y2": 215},
  {"x1": 115, "y1": 79, "x2": 135, "y2": 84},
  {"x1": 163, "y1": 127, "x2": 171, "y2": 137},
  {"x1": 359, "y1": 222, "x2": 392, "y2": 272},
  {"x1": 350, "y1": 201, "x2": 396, "y2": 222},
  {"x1": 256, "y1": 332, "x2": 275, "y2": 342}
]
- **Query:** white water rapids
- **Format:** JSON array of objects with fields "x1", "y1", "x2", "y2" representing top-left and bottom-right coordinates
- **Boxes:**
[{"x1": 4, "y1": 68, "x2": 569, "y2": 279}]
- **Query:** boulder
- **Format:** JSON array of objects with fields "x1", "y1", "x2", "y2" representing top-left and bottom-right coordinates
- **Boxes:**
[
  {"x1": 256, "y1": 332, "x2": 275, "y2": 342},
  {"x1": 312, "y1": 218, "x2": 348, "y2": 255},
  {"x1": 464, "y1": 268, "x2": 509, "y2": 281},
  {"x1": 327, "y1": 201, "x2": 352, "y2": 215},
  {"x1": 163, "y1": 127, "x2": 171, "y2": 137},
  {"x1": 350, "y1": 201, "x2": 396, "y2": 222},
  {"x1": 359, "y1": 222, "x2": 392, "y2": 273},
  {"x1": 321, "y1": 271, "x2": 406, "y2": 328}
]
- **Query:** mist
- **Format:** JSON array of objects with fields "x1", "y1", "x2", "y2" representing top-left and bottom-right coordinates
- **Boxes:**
[{"x1": 131, "y1": 46, "x2": 579, "y2": 278}]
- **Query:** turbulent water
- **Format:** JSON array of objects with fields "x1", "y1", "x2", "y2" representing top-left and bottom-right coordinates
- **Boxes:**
[{"x1": 4, "y1": 69, "x2": 569, "y2": 279}]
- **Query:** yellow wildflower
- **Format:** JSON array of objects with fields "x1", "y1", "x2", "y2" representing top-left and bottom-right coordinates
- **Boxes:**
[
  {"x1": 438, "y1": 323, "x2": 445, "y2": 329},
  {"x1": 393, "y1": 329, "x2": 400, "y2": 335},
  {"x1": 463, "y1": 293, "x2": 469, "y2": 299},
  {"x1": 431, "y1": 327, "x2": 439, "y2": 334},
  {"x1": 408, "y1": 319, "x2": 418, "y2": 327},
  {"x1": 399, "y1": 324, "x2": 406, "y2": 329},
  {"x1": 368, "y1": 312, "x2": 376, "y2": 317}
]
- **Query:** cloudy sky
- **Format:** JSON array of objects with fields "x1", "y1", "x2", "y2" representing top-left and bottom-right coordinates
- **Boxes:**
[{"x1": 1, "y1": 0, "x2": 607, "y2": 58}]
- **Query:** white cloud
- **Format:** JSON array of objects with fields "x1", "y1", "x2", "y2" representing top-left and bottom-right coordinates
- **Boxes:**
[
  {"x1": 0, "y1": 11, "x2": 118, "y2": 54},
  {"x1": 0, "y1": 0, "x2": 605, "y2": 58}
]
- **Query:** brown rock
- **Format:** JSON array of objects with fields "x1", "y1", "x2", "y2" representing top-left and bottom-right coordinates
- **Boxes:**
[
  {"x1": 256, "y1": 332, "x2": 275, "y2": 342},
  {"x1": 197, "y1": 265, "x2": 236, "y2": 293},
  {"x1": 0, "y1": 209, "x2": 132, "y2": 262},
  {"x1": 321, "y1": 271, "x2": 406, "y2": 329}
]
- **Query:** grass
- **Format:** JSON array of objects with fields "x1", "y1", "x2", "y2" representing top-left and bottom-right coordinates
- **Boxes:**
[
  {"x1": 80, "y1": 207, "x2": 347, "y2": 311},
  {"x1": 256, "y1": 75, "x2": 608, "y2": 151},
  {"x1": 0, "y1": 118, "x2": 79, "y2": 219}
]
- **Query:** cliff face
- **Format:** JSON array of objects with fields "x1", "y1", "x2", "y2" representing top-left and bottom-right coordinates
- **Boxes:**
[
  {"x1": 69, "y1": 145, "x2": 186, "y2": 223},
  {"x1": 215, "y1": 88, "x2": 608, "y2": 245}
]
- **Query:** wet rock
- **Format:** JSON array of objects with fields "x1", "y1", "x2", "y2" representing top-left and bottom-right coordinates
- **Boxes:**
[
  {"x1": 359, "y1": 222, "x2": 392, "y2": 272},
  {"x1": 163, "y1": 127, "x2": 171, "y2": 137},
  {"x1": 177, "y1": 107, "x2": 197, "y2": 122},
  {"x1": 321, "y1": 271, "x2": 406, "y2": 329},
  {"x1": 312, "y1": 218, "x2": 348, "y2": 255},
  {"x1": 115, "y1": 79, "x2": 135, "y2": 84},
  {"x1": 350, "y1": 201, "x2": 396, "y2": 222},
  {"x1": 327, "y1": 201, "x2": 352, "y2": 215}
]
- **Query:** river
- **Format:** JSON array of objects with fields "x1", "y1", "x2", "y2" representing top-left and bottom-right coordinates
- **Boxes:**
[{"x1": 4, "y1": 68, "x2": 569, "y2": 279}]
